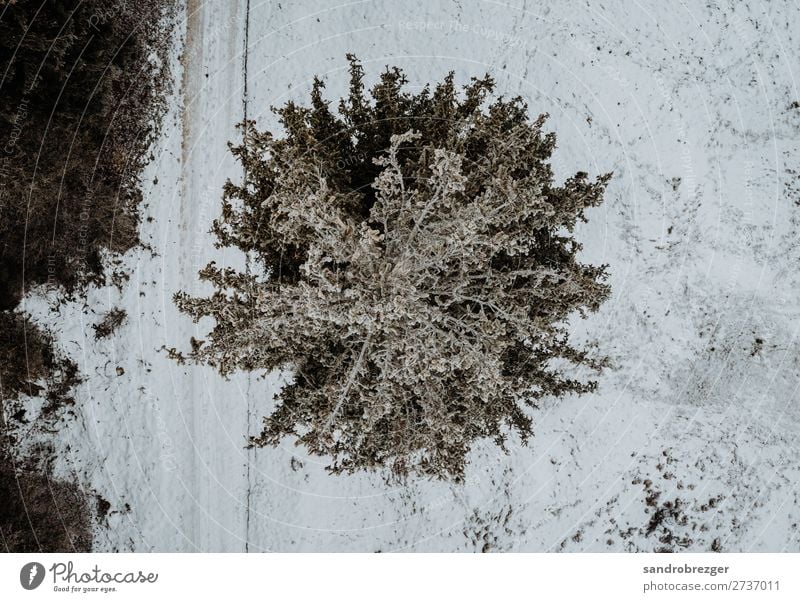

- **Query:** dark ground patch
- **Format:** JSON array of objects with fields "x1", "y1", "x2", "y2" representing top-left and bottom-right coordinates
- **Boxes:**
[{"x1": 0, "y1": 447, "x2": 91, "y2": 552}]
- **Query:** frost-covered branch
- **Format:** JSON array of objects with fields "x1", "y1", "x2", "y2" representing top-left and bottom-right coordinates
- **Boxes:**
[{"x1": 173, "y1": 57, "x2": 611, "y2": 479}]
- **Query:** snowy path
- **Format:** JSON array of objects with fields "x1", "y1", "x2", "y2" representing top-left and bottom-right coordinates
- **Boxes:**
[{"x1": 26, "y1": 0, "x2": 800, "y2": 551}]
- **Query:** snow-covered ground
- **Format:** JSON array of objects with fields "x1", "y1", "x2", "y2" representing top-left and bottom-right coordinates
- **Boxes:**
[{"x1": 23, "y1": 0, "x2": 800, "y2": 551}]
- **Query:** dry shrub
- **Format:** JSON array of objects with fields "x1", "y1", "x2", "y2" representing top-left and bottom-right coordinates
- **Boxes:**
[
  {"x1": 0, "y1": 311, "x2": 78, "y2": 410},
  {"x1": 0, "y1": 0, "x2": 176, "y2": 303},
  {"x1": 92, "y1": 307, "x2": 127, "y2": 340},
  {"x1": 0, "y1": 447, "x2": 91, "y2": 552},
  {"x1": 174, "y1": 57, "x2": 611, "y2": 479}
]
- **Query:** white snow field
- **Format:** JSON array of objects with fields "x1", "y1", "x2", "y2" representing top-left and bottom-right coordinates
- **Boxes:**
[{"x1": 24, "y1": 0, "x2": 800, "y2": 551}]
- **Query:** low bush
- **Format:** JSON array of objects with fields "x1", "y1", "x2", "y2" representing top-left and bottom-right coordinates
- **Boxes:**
[{"x1": 175, "y1": 57, "x2": 611, "y2": 479}]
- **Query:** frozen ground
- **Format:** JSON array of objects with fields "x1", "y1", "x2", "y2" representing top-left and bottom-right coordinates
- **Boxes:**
[{"x1": 21, "y1": 0, "x2": 800, "y2": 551}]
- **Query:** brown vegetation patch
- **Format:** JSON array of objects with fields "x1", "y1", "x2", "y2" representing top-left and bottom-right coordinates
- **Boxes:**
[{"x1": 1, "y1": 0, "x2": 177, "y2": 551}]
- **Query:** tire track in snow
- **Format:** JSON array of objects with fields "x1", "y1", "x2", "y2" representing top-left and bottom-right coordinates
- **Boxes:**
[
  {"x1": 242, "y1": 0, "x2": 253, "y2": 553},
  {"x1": 178, "y1": 0, "x2": 251, "y2": 550}
]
